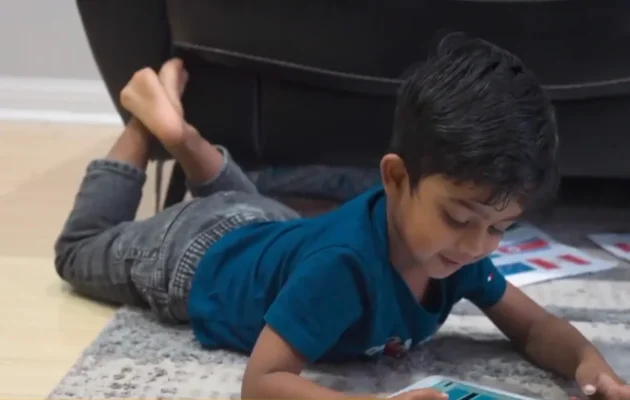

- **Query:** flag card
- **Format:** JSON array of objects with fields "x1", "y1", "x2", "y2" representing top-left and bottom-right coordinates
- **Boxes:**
[{"x1": 588, "y1": 233, "x2": 630, "y2": 262}]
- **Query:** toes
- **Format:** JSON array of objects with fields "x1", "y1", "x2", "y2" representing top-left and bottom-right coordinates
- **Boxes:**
[
  {"x1": 159, "y1": 58, "x2": 185, "y2": 109},
  {"x1": 178, "y1": 68, "x2": 189, "y2": 95},
  {"x1": 158, "y1": 58, "x2": 183, "y2": 86},
  {"x1": 161, "y1": 57, "x2": 183, "y2": 74}
]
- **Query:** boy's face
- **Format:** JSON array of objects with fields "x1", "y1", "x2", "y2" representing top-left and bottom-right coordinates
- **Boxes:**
[{"x1": 381, "y1": 154, "x2": 522, "y2": 279}]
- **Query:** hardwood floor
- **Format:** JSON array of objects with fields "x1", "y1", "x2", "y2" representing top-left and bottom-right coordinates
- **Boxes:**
[{"x1": 0, "y1": 121, "x2": 168, "y2": 398}]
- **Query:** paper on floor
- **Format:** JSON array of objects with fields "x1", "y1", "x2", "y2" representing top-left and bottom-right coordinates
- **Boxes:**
[
  {"x1": 588, "y1": 233, "x2": 630, "y2": 262},
  {"x1": 491, "y1": 224, "x2": 618, "y2": 287}
]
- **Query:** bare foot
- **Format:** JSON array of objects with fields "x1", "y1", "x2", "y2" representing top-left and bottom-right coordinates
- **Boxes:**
[
  {"x1": 158, "y1": 57, "x2": 188, "y2": 117},
  {"x1": 119, "y1": 67, "x2": 187, "y2": 149}
]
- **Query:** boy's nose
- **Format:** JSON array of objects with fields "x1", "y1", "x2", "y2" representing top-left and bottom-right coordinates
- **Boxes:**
[{"x1": 455, "y1": 231, "x2": 486, "y2": 261}]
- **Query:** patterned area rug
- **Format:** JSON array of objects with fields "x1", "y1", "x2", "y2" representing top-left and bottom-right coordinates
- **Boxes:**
[{"x1": 49, "y1": 207, "x2": 630, "y2": 399}]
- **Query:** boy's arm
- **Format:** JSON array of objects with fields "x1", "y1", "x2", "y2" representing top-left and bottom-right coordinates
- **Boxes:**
[
  {"x1": 241, "y1": 248, "x2": 366, "y2": 400},
  {"x1": 483, "y1": 283, "x2": 625, "y2": 386},
  {"x1": 243, "y1": 327, "x2": 445, "y2": 400},
  {"x1": 242, "y1": 325, "x2": 353, "y2": 399},
  {"x1": 464, "y1": 258, "x2": 628, "y2": 398}
]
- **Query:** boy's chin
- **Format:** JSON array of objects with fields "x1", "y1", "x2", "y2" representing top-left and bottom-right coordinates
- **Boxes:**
[
  {"x1": 427, "y1": 262, "x2": 464, "y2": 279},
  {"x1": 427, "y1": 268, "x2": 458, "y2": 280}
]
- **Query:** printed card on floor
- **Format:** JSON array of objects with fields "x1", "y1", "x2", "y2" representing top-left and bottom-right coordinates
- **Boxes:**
[
  {"x1": 487, "y1": 224, "x2": 619, "y2": 287},
  {"x1": 495, "y1": 237, "x2": 551, "y2": 256},
  {"x1": 499, "y1": 223, "x2": 557, "y2": 245},
  {"x1": 588, "y1": 233, "x2": 630, "y2": 262},
  {"x1": 490, "y1": 224, "x2": 558, "y2": 260},
  {"x1": 492, "y1": 244, "x2": 618, "y2": 287}
]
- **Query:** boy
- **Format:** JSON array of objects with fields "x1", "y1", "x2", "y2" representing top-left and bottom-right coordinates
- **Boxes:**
[{"x1": 55, "y1": 34, "x2": 629, "y2": 400}]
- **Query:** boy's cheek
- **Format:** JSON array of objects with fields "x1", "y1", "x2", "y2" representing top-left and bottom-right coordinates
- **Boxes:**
[
  {"x1": 404, "y1": 224, "x2": 454, "y2": 261},
  {"x1": 483, "y1": 235, "x2": 503, "y2": 257}
]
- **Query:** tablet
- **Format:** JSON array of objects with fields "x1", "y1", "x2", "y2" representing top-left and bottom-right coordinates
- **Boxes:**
[{"x1": 388, "y1": 375, "x2": 540, "y2": 400}]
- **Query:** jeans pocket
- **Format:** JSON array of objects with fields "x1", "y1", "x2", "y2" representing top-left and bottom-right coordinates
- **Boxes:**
[{"x1": 125, "y1": 247, "x2": 166, "y2": 304}]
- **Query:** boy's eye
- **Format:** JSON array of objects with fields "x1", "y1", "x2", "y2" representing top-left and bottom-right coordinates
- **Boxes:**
[{"x1": 443, "y1": 211, "x2": 470, "y2": 228}]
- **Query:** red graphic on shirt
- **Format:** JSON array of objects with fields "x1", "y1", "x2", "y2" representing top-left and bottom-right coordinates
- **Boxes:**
[
  {"x1": 383, "y1": 337, "x2": 408, "y2": 358},
  {"x1": 615, "y1": 242, "x2": 630, "y2": 253}
]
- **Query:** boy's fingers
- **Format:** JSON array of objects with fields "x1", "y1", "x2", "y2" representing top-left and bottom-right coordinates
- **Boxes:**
[
  {"x1": 618, "y1": 385, "x2": 630, "y2": 400},
  {"x1": 597, "y1": 374, "x2": 628, "y2": 400}
]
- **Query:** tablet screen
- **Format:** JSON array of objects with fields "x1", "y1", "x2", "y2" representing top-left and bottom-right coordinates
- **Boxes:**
[{"x1": 429, "y1": 378, "x2": 526, "y2": 400}]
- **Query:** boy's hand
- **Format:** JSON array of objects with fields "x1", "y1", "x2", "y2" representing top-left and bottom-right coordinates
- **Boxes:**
[
  {"x1": 390, "y1": 389, "x2": 448, "y2": 400},
  {"x1": 574, "y1": 361, "x2": 630, "y2": 400}
]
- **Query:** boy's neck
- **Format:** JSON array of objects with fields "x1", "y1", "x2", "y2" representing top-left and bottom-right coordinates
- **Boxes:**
[{"x1": 401, "y1": 267, "x2": 432, "y2": 304}]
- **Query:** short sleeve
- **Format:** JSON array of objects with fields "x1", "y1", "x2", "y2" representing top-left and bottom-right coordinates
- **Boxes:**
[
  {"x1": 264, "y1": 247, "x2": 364, "y2": 363},
  {"x1": 463, "y1": 257, "x2": 507, "y2": 309}
]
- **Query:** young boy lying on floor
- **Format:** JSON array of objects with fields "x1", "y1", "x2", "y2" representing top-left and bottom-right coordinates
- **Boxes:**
[{"x1": 55, "y1": 33, "x2": 629, "y2": 400}]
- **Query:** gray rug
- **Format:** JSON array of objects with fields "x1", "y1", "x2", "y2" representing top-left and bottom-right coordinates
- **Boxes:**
[{"x1": 49, "y1": 207, "x2": 630, "y2": 399}]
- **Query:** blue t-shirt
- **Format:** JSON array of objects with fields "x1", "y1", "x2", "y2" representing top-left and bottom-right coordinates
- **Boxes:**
[{"x1": 188, "y1": 186, "x2": 507, "y2": 363}]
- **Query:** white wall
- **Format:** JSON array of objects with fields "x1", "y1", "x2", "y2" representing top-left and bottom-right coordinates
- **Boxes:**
[
  {"x1": 0, "y1": 0, "x2": 118, "y2": 123},
  {"x1": 0, "y1": 0, "x2": 100, "y2": 79}
]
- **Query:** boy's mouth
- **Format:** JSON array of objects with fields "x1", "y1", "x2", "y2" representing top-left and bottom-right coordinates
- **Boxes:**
[{"x1": 439, "y1": 254, "x2": 463, "y2": 267}]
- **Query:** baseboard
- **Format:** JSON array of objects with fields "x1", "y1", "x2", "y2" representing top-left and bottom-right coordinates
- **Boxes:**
[{"x1": 0, "y1": 76, "x2": 122, "y2": 125}]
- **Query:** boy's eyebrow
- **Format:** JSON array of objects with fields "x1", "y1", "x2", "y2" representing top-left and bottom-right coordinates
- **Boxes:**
[
  {"x1": 450, "y1": 197, "x2": 522, "y2": 222},
  {"x1": 450, "y1": 197, "x2": 490, "y2": 219}
]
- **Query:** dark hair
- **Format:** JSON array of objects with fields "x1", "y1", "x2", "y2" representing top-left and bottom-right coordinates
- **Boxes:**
[{"x1": 390, "y1": 32, "x2": 559, "y2": 211}]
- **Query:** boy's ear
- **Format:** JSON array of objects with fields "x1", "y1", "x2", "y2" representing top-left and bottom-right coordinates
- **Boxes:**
[{"x1": 380, "y1": 153, "x2": 409, "y2": 196}]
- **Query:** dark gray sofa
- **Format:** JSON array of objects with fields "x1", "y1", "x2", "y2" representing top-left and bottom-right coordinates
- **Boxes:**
[{"x1": 76, "y1": 0, "x2": 630, "y2": 208}]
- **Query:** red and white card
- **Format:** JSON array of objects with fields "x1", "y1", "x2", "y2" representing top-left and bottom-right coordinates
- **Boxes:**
[
  {"x1": 490, "y1": 224, "x2": 619, "y2": 287},
  {"x1": 588, "y1": 233, "x2": 630, "y2": 262},
  {"x1": 493, "y1": 244, "x2": 618, "y2": 287}
]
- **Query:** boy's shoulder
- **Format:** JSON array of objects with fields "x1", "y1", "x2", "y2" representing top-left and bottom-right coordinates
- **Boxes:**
[
  {"x1": 446, "y1": 257, "x2": 508, "y2": 309},
  {"x1": 289, "y1": 185, "x2": 389, "y2": 278},
  {"x1": 447, "y1": 257, "x2": 497, "y2": 289},
  {"x1": 304, "y1": 185, "x2": 387, "y2": 252},
  {"x1": 451, "y1": 257, "x2": 495, "y2": 277}
]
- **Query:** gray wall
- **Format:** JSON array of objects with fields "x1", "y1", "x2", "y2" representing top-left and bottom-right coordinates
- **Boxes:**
[{"x1": 0, "y1": 0, "x2": 100, "y2": 80}]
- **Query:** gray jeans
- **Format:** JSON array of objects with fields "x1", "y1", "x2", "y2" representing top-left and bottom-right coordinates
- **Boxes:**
[{"x1": 54, "y1": 147, "x2": 299, "y2": 323}]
